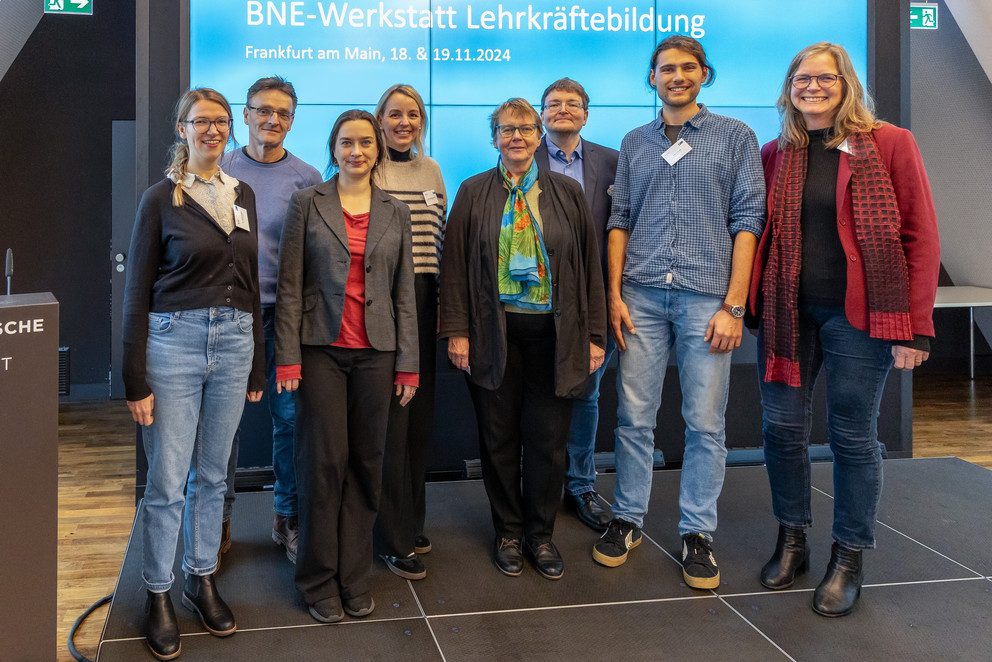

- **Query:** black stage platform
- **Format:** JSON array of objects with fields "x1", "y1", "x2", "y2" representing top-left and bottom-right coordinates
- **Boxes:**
[{"x1": 97, "y1": 457, "x2": 992, "y2": 661}]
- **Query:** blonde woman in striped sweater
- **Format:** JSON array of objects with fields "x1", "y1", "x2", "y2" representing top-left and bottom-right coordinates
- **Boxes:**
[{"x1": 372, "y1": 84, "x2": 447, "y2": 580}]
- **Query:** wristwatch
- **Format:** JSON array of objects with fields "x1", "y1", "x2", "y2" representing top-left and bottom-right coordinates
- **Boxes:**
[{"x1": 721, "y1": 302, "x2": 745, "y2": 319}]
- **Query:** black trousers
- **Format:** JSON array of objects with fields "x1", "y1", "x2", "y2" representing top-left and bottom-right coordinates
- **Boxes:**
[
  {"x1": 294, "y1": 345, "x2": 393, "y2": 604},
  {"x1": 466, "y1": 312, "x2": 573, "y2": 543},
  {"x1": 375, "y1": 274, "x2": 438, "y2": 557}
]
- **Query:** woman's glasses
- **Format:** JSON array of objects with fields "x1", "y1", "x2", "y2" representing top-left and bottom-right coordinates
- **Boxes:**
[
  {"x1": 790, "y1": 74, "x2": 843, "y2": 89},
  {"x1": 183, "y1": 117, "x2": 233, "y2": 133}
]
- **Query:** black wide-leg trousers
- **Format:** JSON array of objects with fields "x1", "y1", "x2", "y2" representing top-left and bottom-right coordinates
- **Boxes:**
[
  {"x1": 294, "y1": 344, "x2": 393, "y2": 604},
  {"x1": 375, "y1": 274, "x2": 438, "y2": 557},
  {"x1": 466, "y1": 312, "x2": 573, "y2": 544}
]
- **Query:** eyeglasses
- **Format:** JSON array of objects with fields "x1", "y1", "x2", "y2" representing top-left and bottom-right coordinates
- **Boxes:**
[
  {"x1": 543, "y1": 101, "x2": 585, "y2": 112},
  {"x1": 183, "y1": 117, "x2": 233, "y2": 133},
  {"x1": 495, "y1": 124, "x2": 540, "y2": 138},
  {"x1": 790, "y1": 74, "x2": 843, "y2": 89},
  {"x1": 247, "y1": 105, "x2": 295, "y2": 122}
]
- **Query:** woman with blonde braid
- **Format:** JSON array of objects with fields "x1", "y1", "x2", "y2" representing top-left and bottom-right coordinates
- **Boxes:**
[{"x1": 122, "y1": 88, "x2": 264, "y2": 659}]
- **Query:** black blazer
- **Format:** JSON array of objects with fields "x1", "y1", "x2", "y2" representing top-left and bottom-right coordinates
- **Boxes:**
[
  {"x1": 438, "y1": 167, "x2": 607, "y2": 397},
  {"x1": 275, "y1": 176, "x2": 418, "y2": 375},
  {"x1": 535, "y1": 136, "x2": 619, "y2": 281}
]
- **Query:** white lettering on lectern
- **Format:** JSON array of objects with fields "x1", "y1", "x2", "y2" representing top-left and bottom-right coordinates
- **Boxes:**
[
  {"x1": 0, "y1": 318, "x2": 44, "y2": 335},
  {"x1": 1, "y1": 357, "x2": 10, "y2": 370}
]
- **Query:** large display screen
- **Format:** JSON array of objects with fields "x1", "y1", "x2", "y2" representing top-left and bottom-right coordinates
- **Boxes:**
[{"x1": 191, "y1": 1, "x2": 868, "y2": 193}]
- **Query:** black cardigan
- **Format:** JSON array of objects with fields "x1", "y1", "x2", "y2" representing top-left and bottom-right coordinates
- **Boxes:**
[
  {"x1": 122, "y1": 177, "x2": 265, "y2": 400},
  {"x1": 439, "y1": 167, "x2": 607, "y2": 397}
]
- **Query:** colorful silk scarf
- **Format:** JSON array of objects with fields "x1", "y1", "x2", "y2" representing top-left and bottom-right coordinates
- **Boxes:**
[
  {"x1": 761, "y1": 130, "x2": 912, "y2": 387},
  {"x1": 497, "y1": 159, "x2": 552, "y2": 310}
]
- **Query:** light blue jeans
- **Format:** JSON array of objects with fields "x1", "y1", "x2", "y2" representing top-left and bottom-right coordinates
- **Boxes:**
[
  {"x1": 141, "y1": 307, "x2": 254, "y2": 592},
  {"x1": 611, "y1": 284, "x2": 731, "y2": 536},
  {"x1": 566, "y1": 334, "x2": 617, "y2": 495}
]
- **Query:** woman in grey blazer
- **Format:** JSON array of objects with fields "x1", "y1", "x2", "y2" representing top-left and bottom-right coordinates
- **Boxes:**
[{"x1": 274, "y1": 109, "x2": 418, "y2": 623}]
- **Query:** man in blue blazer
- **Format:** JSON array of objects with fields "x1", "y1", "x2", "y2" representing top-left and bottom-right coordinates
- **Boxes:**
[{"x1": 535, "y1": 78, "x2": 619, "y2": 532}]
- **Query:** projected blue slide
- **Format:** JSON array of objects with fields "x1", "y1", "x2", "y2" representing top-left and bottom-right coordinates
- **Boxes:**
[{"x1": 191, "y1": 1, "x2": 867, "y2": 191}]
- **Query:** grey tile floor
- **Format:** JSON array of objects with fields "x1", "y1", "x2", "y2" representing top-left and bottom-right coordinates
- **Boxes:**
[{"x1": 98, "y1": 457, "x2": 992, "y2": 661}]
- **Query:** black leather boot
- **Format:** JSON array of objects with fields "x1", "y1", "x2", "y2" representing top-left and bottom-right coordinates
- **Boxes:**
[
  {"x1": 812, "y1": 542, "x2": 863, "y2": 617},
  {"x1": 760, "y1": 525, "x2": 809, "y2": 589},
  {"x1": 144, "y1": 590, "x2": 181, "y2": 660},
  {"x1": 182, "y1": 573, "x2": 237, "y2": 636}
]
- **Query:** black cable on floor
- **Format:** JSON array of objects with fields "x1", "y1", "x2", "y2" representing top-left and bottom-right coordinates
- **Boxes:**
[{"x1": 68, "y1": 593, "x2": 114, "y2": 662}]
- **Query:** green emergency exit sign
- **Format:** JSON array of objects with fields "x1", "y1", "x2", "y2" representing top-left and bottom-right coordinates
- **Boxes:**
[
  {"x1": 909, "y1": 3, "x2": 938, "y2": 30},
  {"x1": 44, "y1": 0, "x2": 92, "y2": 15}
]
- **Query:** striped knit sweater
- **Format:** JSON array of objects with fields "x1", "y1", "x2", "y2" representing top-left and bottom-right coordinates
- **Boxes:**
[{"x1": 377, "y1": 156, "x2": 447, "y2": 275}]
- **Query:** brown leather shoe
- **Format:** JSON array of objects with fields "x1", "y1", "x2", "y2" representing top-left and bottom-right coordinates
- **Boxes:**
[
  {"x1": 272, "y1": 514, "x2": 299, "y2": 564},
  {"x1": 216, "y1": 519, "x2": 232, "y2": 571}
]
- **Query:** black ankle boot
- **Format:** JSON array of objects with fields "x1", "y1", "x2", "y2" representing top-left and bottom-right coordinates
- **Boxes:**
[
  {"x1": 812, "y1": 542, "x2": 862, "y2": 617},
  {"x1": 145, "y1": 590, "x2": 181, "y2": 660},
  {"x1": 760, "y1": 525, "x2": 809, "y2": 589},
  {"x1": 182, "y1": 573, "x2": 237, "y2": 636}
]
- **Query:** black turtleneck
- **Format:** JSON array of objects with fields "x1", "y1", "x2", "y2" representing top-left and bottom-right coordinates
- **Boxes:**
[
  {"x1": 799, "y1": 128, "x2": 846, "y2": 306},
  {"x1": 387, "y1": 146, "x2": 413, "y2": 162}
]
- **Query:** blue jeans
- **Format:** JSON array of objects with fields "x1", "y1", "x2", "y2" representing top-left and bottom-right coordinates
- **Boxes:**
[
  {"x1": 566, "y1": 334, "x2": 617, "y2": 495},
  {"x1": 141, "y1": 307, "x2": 254, "y2": 592},
  {"x1": 758, "y1": 303, "x2": 893, "y2": 550},
  {"x1": 223, "y1": 306, "x2": 298, "y2": 519},
  {"x1": 612, "y1": 284, "x2": 731, "y2": 535}
]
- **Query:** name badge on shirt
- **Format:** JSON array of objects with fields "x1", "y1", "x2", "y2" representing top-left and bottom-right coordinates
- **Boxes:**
[
  {"x1": 838, "y1": 139, "x2": 853, "y2": 155},
  {"x1": 233, "y1": 205, "x2": 250, "y2": 231},
  {"x1": 662, "y1": 138, "x2": 692, "y2": 165},
  {"x1": 423, "y1": 190, "x2": 439, "y2": 206}
]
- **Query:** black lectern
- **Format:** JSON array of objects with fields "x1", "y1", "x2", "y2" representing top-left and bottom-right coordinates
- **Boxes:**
[{"x1": 0, "y1": 292, "x2": 59, "y2": 661}]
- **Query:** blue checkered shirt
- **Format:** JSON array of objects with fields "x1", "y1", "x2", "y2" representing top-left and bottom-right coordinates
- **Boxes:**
[{"x1": 606, "y1": 105, "x2": 766, "y2": 297}]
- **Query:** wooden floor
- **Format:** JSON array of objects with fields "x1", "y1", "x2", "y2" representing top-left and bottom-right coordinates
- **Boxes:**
[{"x1": 55, "y1": 366, "x2": 992, "y2": 662}]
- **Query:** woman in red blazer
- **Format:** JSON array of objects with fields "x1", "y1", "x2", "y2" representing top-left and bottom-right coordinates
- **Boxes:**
[{"x1": 747, "y1": 43, "x2": 940, "y2": 617}]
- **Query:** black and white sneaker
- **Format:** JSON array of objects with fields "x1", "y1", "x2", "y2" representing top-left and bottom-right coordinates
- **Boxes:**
[
  {"x1": 681, "y1": 533, "x2": 720, "y2": 589},
  {"x1": 380, "y1": 553, "x2": 427, "y2": 580},
  {"x1": 592, "y1": 518, "x2": 642, "y2": 567}
]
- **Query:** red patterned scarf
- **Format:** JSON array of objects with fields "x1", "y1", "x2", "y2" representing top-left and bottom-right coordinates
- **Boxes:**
[{"x1": 761, "y1": 130, "x2": 912, "y2": 386}]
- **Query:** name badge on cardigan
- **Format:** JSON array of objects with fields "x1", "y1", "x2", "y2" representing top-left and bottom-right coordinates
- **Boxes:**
[
  {"x1": 423, "y1": 190, "x2": 439, "y2": 206},
  {"x1": 233, "y1": 205, "x2": 250, "y2": 231}
]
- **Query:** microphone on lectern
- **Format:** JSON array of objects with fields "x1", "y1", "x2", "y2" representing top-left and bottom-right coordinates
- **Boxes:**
[{"x1": 5, "y1": 249, "x2": 12, "y2": 295}]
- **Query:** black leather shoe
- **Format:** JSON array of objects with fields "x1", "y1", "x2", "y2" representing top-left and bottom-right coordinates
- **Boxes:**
[
  {"x1": 182, "y1": 573, "x2": 236, "y2": 636},
  {"x1": 760, "y1": 525, "x2": 810, "y2": 589},
  {"x1": 381, "y1": 553, "x2": 427, "y2": 580},
  {"x1": 570, "y1": 491, "x2": 613, "y2": 532},
  {"x1": 272, "y1": 514, "x2": 299, "y2": 564},
  {"x1": 527, "y1": 540, "x2": 564, "y2": 580},
  {"x1": 145, "y1": 590, "x2": 180, "y2": 660},
  {"x1": 493, "y1": 537, "x2": 524, "y2": 577},
  {"x1": 343, "y1": 593, "x2": 375, "y2": 617},
  {"x1": 812, "y1": 543, "x2": 863, "y2": 617}
]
